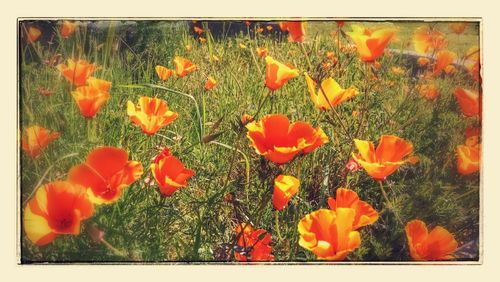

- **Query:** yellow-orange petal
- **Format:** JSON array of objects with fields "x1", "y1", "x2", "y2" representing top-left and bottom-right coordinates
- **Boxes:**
[
  {"x1": 456, "y1": 145, "x2": 480, "y2": 175},
  {"x1": 272, "y1": 175, "x2": 300, "y2": 210},
  {"x1": 454, "y1": 88, "x2": 480, "y2": 117},
  {"x1": 264, "y1": 56, "x2": 300, "y2": 91},
  {"x1": 155, "y1": 65, "x2": 174, "y2": 81},
  {"x1": 204, "y1": 76, "x2": 217, "y2": 90}
]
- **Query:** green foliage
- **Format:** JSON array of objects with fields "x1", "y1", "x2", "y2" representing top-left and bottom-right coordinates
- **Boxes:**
[{"x1": 20, "y1": 20, "x2": 480, "y2": 262}]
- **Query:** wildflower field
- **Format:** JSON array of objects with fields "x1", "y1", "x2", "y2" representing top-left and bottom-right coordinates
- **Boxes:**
[{"x1": 19, "y1": 19, "x2": 481, "y2": 263}]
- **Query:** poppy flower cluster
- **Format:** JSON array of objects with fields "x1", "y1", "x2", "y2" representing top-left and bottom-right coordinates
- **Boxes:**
[
  {"x1": 155, "y1": 56, "x2": 197, "y2": 81},
  {"x1": 24, "y1": 146, "x2": 143, "y2": 246},
  {"x1": 21, "y1": 20, "x2": 479, "y2": 262}
]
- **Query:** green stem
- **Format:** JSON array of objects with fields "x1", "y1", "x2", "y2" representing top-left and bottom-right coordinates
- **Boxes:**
[
  {"x1": 275, "y1": 211, "x2": 283, "y2": 241},
  {"x1": 210, "y1": 141, "x2": 251, "y2": 201},
  {"x1": 202, "y1": 90, "x2": 206, "y2": 136},
  {"x1": 378, "y1": 181, "x2": 403, "y2": 225},
  {"x1": 23, "y1": 153, "x2": 79, "y2": 206},
  {"x1": 252, "y1": 90, "x2": 271, "y2": 120},
  {"x1": 299, "y1": 42, "x2": 313, "y2": 71}
]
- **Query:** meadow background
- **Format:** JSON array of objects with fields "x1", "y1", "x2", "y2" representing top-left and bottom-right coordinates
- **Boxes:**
[{"x1": 19, "y1": 19, "x2": 480, "y2": 262}]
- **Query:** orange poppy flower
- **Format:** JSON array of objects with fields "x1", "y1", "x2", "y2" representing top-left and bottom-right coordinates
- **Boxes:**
[
  {"x1": 346, "y1": 25, "x2": 396, "y2": 62},
  {"x1": 272, "y1": 175, "x2": 300, "y2": 210},
  {"x1": 56, "y1": 59, "x2": 98, "y2": 86},
  {"x1": 279, "y1": 21, "x2": 306, "y2": 42},
  {"x1": 304, "y1": 72, "x2": 359, "y2": 110},
  {"x1": 88, "y1": 77, "x2": 112, "y2": 92},
  {"x1": 199, "y1": 37, "x2": 206, "y2": 43},
  {"x1": 352, "y1": 135, "x2": 418, "y2": 181},
  {"x1": 71, "y1": 78, "x2": 111, "y2": 118},
  {"x1": 405, "y1": 219, "x2": 458, "y2": 261},
  {"x1": 444, "y1": 65, "x2": 457, "y2": 75},
  {"x1": 127, "y1": 96, "x2": 179, "y2": 135},
  {"x1": 465, "y1": 46, "x2": 480, "y2": 82},
  {"x1": 27, "y1": 27, "x2": 41, "y2": 43},
  {"x1": 256, "y1": 27, "x2": 264, "y2": 33},
  {"x1": 465, "y1": 126, "x2": 480, "y2": 147},
  {"x1": 325, "y1": 51, "x2": 335, "y2": 60},
  {"x1": 266, "y1": 25, "x2": 273, "y2": 31},
  {"x1": 21, "y1": 125, "x2": 60, "y2": 158},
  {"x1": 241, "y1": 114, "x2": 253, "y2": 126},
  {"x1": 23, "y1": 181, "x2": 94, "y2": 246},
  {"x1": 450, "y1": 22, "x2": 467, "y2": 34},
  {"x1": 234, "y1": 223, "x2": 274, "y2": 261},
  {"x1": 417, "y1": 57, "x2": 430, "y2": 67},
  {"x1": 255, "y1": 47, "x2": 268, "y2": 58},
  {"x1": 173, "y1": 56, "x2": 197, "y2": 77},
  {"x1": 264, "y1": 56, "x2": 300, "y2": 91},
  {"x1": 204, "y1": 76, "x2": 217, "y2": 91},
  {"x1": 433, "y1": 50, "x2": 457, "y2": 75},
  {"x1": 456, "y1": 145, "x2": 480, "y2": 175},
  {"x1": 418, "y1": 83, "x2": 439, "y2": 100},
  {"x1": 454, "y1": 87, "x2": 480, "y2": 117},
  {"x1": 60, "y1": 21, "x2": 76, "y2": 38},
  {"x1": 298, "y1": 208, "x2": 361, "y2": 260},
  {"x1": 327, "y1": 188, "x2": 378, "y2": 230},
  {"x1": 155, "y1": 65, "x2": 174, "y2": 81},
  {"x1": 193, "y1": 26, "x2": 204, "y2": 35},
  {"x1": 413, "y1": 26, "x2": 447, "y2": 54},
  {"x1": 68, "y1": 146, "x2": 144, "y2": 204},
  {"x1": 150, "y1": 148, "x2": 195, "y2": 197},
  {"x1": 246, "y1": 114, "x2": 329, "y2": 164}
]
